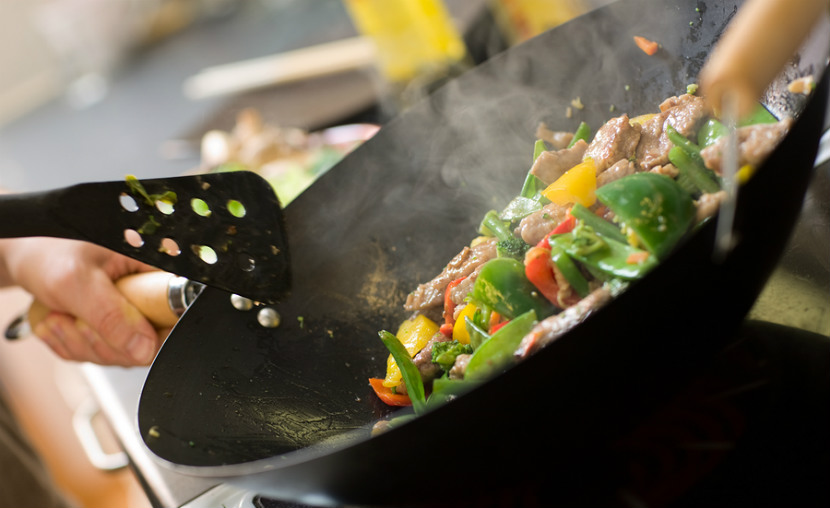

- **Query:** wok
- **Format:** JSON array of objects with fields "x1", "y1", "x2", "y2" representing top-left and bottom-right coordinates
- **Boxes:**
[{"x1": 138, "y1": 0, "x2": 830, "y2": 506}]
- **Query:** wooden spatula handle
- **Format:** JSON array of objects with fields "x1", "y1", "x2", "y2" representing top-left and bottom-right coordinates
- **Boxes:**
[
  {"x1": 28, "y1": 271, "x2": 180, "y2": 333},
  {"x1": 699, "y1": 0, "x2": 827, "y2": 116}
]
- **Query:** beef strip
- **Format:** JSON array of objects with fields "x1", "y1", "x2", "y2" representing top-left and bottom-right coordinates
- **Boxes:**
[
  {"x1": 412, "y1": 332, "x2": 451, "y2": 383},
  {"x1": 516, "y1": 201, "x2": 571, "y2": 246},
  {"x1": 514, "y1": 286, "x2": 613, "y2": 359},
  {"x1": 529, "y1": 139, "x2": 588, "y2": 185},
  {"x1": 597, "y1": 159, "x2": 637, "y2": 187},
  {"x1": 583, "y1": 114, "x2": 641, "y2": 173},
  {"x1": 635, "y1": 94, "x2": 706, "y2": 170},
  {"x1": 650, "y1": 162, "x2": 679, "y2": 179},
  {"x1": 699, "y1": 118, "x2": 792, "y2": 174},
  {"x1": 536, "y1": 122, "x2": 574, "y2": 150},
  {"x1": 404, "y1": 237, "x2": 498, "y2": 312},
  {"x1": 695, "y1": 190, "x2": 727, "y2": 223},
  {"x1": 449, "y1": 354, "x2": 471, "y2": 380}
]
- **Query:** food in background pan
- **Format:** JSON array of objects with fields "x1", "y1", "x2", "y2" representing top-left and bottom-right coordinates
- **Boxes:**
[
  {"x1": 198, "y1": 108, "x2": 379, "y2": 205},
  {"x1": 369, "y1": 90, "x2": 793, "y2": 425}
]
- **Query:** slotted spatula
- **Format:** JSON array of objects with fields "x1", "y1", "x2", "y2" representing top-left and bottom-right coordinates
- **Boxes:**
[{"x1": 0, "y1": 171, "x2": 289, "y2": 303}]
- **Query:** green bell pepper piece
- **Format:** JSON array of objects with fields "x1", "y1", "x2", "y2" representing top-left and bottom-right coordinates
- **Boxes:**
[
  {"x1": 472, "y1": 258, "x2": 557, "y2": 320},
  {"x1": 697, "y1": 118, "x2": 730, "y2": 148},
  {"x1": 595, "y1": 172, "x2": 695, "y2": 260},
  {"x1": 550, "y1": 229, "x2": 658, "y2": 280},
  {"x1": 698, "y1": 104, "x2": 778, "y2": 148},
  {"x1": 465, "y1": 310, "x2": 537, "y2": 382}
]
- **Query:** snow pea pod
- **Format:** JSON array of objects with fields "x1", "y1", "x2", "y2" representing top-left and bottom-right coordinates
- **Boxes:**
[
  {"x1": 550, "y1": 229, "x2": 658, "y2": 280},
  {"x1": 472, "y1": 258, "x2": 557, "y2": 320},
  {"x1": 465, "y1": 310, "x2": 537, "y2": 382},
  {"x1": 595, "y1": 172, "x2": 695, "y2": 260}
]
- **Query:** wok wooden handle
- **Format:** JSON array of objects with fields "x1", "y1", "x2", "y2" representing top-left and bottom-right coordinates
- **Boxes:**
[
  {"x1": 28, "y1": 271, "x2": 181, "y2": 333},
  {"x1": 699, "y1": 0, "x2": 827, "y2": 117}
]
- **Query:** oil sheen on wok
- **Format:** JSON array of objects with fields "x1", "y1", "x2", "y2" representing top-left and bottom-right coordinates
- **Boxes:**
[{"x1": 368, "y1": 88, "x2": 793, "y2": 425}]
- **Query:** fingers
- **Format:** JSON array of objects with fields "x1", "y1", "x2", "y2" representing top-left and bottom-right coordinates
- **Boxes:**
[{"x1": 33, "y1": 310, "x2": 163, "y2": 367}]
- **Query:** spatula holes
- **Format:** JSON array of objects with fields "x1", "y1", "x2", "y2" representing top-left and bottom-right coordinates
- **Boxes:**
[
  {"x1": 124, "y1": 229, "x2": 143, "y2": 247},
  {"x1": 227, "y1": 199, "x2": 246, "y2": 218},
  {"x1": 160, "y1": 238, "x2": 181, "y2": 256},
  {"x1": 237, "y1": 253, "x2": 256, "y2": 272},
  {"x1": 191, "y1": 198, "x2": 211, "y2": 217},
  {"x1": 193, "y1": 245, "x2": 218, "y2": 264},
  {"x1": 119, "y1": 193, "x2": 139, "y2": 212},
  {"x1": 155, "y1": 199, "x2": 175, "y2": 215}
]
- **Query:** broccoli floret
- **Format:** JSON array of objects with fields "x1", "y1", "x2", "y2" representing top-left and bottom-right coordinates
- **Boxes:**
[
  {"x1": 497, "y1": 237, "x2": 529, "y2": 260},
  {"x1": 432, "y1": 340, "x2": 473, "y2": 372},
  {"x1": 480, "y1": 209, "x2": 529, "y2": 260}
]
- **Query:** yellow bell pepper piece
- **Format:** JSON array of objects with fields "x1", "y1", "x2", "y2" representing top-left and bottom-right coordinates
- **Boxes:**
[
  {"x1": 452, "y1": 304, "x2": 476, "y2": 345},
  {"x1": 629, "y1": 113, "x2": 656, "y2": 125},
  {"x1": 542, "y1": 158, "x2": 597, "y2": 207},
  {"x1": 382, "y1": 314, "x2": 440, "y2": 388}
]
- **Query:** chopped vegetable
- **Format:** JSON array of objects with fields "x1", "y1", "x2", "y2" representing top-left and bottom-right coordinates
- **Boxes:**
[
  {"x1": 541, "y1": 158, "x2": 597, "y2": 207},
  {"x1": 481, "y1": 210, "x2": 529, "y2": 259},
  {"x1": 550, "y1": 224, "x2": 658, "y2": 280},
  {"x1": 465, "y1": 310, "x2": 537, "y2": 382},
  {"x1": 567, "y1": 121, "x2": 591, "y2": 148},
  {"x1": 382, "y1": 314, "x2": 439, "y2": 388},
  {"x1": 595, "y1": 172, "x2": 696, "y2": 260},
  {"x1": 550, "y1": 245, "x2": 590, "y2": 297},
  {"x1": 633, "y1": 35, "x2": 659, "y2": 55},
  {"x1": 569, "y1": 203, "x2": 627, "y2": 243},
  {"x1": 379, "y1": 331, "x2": 426, "y2": 414},
  {"x1": 524, "y1": 246, "x2": 561, "y2": 304},
  {"x1": 368, "y1": 378, "x2": 412, "y2": 406},
  {"x1": 472, "y1": 257, "x2": 557, "y2": 320},
  {"x1": 452, "y1": 303, "x2": 477, "y2": 344},
  {"x1": 432, "y1": 341, "x2": 473, "y2": 372}
]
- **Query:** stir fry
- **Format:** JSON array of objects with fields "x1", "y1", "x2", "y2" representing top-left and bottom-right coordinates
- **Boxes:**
[{"x1": 369, "y1": 90, "x2": 790, "y2": 423}]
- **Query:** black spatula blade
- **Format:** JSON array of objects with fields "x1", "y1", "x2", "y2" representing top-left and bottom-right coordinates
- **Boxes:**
[{"x1": 0, "y1": 171, "x2": 289, "y2": 303}]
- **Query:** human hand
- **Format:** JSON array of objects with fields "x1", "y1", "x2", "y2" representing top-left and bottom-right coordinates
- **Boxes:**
[{"x1": 0, "y1": 237, "x2": 164, "y2": 366}]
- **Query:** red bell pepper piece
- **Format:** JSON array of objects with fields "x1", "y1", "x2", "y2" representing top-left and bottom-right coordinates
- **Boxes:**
[
  {"x1": 523, "y1": 246, "x2": 560, "y2": 304},
  {"x1": 634, "y1": 35, "x2": 659, "y2": 55},
  {"x1": 368, "y1": 378, "x2": 412, "y2": 406},
  {"x1": 551, "y1": 212, "x2": 577, "y2": 236},
  {"x1": 442, "y1": 276, "x2": 467, "y2": 327}
]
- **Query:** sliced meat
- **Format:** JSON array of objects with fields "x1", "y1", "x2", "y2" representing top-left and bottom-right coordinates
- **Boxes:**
[
  {"x1": 597, "y1": 159, "x2": 637, "y2": 188},
  {"x1": 412, "y1": 332, "x2": 451, "y2": 383},
  {"x1": 583, "y1": 114, "x2": 641, "y2": 173},
  {"x1": 449, "y1": 353, "x2": 471, "y2": 380},
  {"x1": 649, "y1": 163, "x2": 679, "y2": 179},
  {"x1": 699, "y1": 118, "x2": 792, "y2": 174},
  {"x1": 529, "y1": 139, "x2": 588, "y2": 185},
  {"x1": 695, "y1": 190, "x2": 727, "y2": 223},
  {"x1": 514, "y1": 286, "x2": 613, "y2": 359},
  {"x1": 536, "y1": 122, "x2": 574, "y2": 150},
  {"x1": 635, "y1": 94, "x2": 706, "y2": 170},
  {"x1": 404, "y1": 237, "x2": 498, "y2": 312},
  {"x1": 450, "y1": 263, "x2": 484, "y2": 309},
  {"x1": 516, "y1": 201, "x2": 571, "y2": 246}
]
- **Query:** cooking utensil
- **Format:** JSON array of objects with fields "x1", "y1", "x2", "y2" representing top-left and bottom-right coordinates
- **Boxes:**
[
  {"x1": 0, "y1": 172, "x2": 289, "y2": 303},
  {"x1": 138, "y1": 0, "x2": 829, "y2": 506},
  {"x1": 4, "y1": 272, "x2": 203, "y2": 340}
]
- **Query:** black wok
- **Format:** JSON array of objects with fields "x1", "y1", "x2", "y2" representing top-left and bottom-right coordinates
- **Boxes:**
[{"x1": 138, "y1": 0, "x2": 830, "y2": 506}]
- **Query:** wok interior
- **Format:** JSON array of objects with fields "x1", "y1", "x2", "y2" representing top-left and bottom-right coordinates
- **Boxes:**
[{"x1": 139, "y1": 0, "x2": 828, "y2": 477}]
